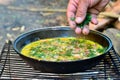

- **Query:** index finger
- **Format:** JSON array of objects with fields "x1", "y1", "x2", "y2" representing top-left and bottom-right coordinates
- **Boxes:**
[{"x1": 67, "y1": 0, "x2": 79, "y2": 29}]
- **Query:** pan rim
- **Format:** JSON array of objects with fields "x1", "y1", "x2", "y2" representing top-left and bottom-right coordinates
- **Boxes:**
[{"x1": 13, "y1": 26, "x2": 113, "y2": 63}]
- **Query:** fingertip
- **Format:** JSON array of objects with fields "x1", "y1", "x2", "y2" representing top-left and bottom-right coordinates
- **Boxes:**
[
  {"x1": 82, "y1": 26, "x2": 90, "y2": 35},
  {"x1": 69, "y1": 21, "x2": 76, "y2": 29},
  {"x1": 91, "y1": 17, "x2": 98, "y2": 25},
  {"x1": 90, "y1": 14, "x2": 98, "y2": 25},
  {"x1": 75, "y1": 27, "x2": 82, "y2": 34},
  {"x1": 75, "y1": 17, "x2": 83, "y2": 24}
]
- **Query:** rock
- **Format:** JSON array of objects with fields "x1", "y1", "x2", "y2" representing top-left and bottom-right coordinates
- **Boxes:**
[
  {"x1": 12, "y1": 27, "x2": 20, "y2": 31},
  {"x1": 20, "y1": 25, "x2": 25, "y2": 32},
  {"x1": 6, "y1": 33, "x2": 12, "y2": 38},
  {"x1": 103, "y1": 28, "x2": 120, "y2": 56},
  {"x1": 114, "y1": 20, "x2": 120, "y2": 30}
]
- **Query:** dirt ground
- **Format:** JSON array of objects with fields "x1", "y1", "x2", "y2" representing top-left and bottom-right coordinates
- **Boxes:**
[
  {"x1": 0, "y1": 0, "x2": 69, "y2": 51},
  {"x1": 0, "y1": 0, "x2": 120, "y2": 55}
]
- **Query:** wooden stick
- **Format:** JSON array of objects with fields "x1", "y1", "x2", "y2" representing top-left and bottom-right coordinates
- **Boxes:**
[
  {"x1": 7, "y1": 6, "x2": 66, "y2": 12},
  {"x1": 99, "y1": 12, "x2": 120, "y2": 19},
  {"x1": 7, "y1": 6, "x2": 120, "y2": 19}
]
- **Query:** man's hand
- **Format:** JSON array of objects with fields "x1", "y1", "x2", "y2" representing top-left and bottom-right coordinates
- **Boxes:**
[{"x1": 67, "y1": 0, "x2": 110, "y2": 35}]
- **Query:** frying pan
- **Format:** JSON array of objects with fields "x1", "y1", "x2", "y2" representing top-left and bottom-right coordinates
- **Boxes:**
[{"x1": 13, "y1": 26, "x2": 112, "y2": 74}]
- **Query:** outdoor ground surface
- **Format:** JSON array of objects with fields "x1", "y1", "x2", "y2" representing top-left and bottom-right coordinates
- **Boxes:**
[
  {"x1": 0, "y1": 0, "x2": 120, "y2": 55},
  {"x1": 0, "y1": 0, "x2": 69, "y2": 51}
]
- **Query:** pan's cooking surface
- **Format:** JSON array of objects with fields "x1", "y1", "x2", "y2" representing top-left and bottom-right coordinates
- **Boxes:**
[{"x1": 0, "y1": 41, "x2": 120, "y2": 79}]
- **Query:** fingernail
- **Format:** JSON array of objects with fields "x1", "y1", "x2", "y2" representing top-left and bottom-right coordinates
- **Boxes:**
[
  {"x1": 75, "y1": 17, "x2": 82, "y2": 23},
  {"x1": 75, "y1": 27, "x2": 82, "y2": 34},
  {"x1": 82, "y1": 27, "x2": 89, "y2": 35},
  {"x1": 92, "y1": 18, "x2": 98, "y2": 25},
  {"x1": 69, "y1": 22, "x2": 76, "y2": 29}
]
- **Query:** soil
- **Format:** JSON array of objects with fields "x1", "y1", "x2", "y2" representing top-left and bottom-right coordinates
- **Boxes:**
[
  {"x1": 0, "y1": 0, "x2": 120, "y2": 55},
  {"x1": 0, "y1": 0, "x2": 69, "y2": 51}
]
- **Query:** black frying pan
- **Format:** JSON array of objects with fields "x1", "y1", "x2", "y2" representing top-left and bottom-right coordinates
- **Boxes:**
[{"x1": 13, "y1": 26, "x2": 112, "y2": 74}]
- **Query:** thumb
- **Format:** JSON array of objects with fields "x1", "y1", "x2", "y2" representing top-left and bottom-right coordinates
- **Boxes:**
[{"x1": 75, "y1": 0, "x2": 89, "y2": 24}]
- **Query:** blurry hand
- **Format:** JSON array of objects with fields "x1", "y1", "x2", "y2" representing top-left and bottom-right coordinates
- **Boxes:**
[{"x1": 67, "y1": 0, "x2": 110, "y2": 35}]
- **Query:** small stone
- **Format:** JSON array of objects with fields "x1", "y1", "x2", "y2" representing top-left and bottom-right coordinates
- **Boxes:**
[
  {"x1": 12, "y1": 27, "x2": 20, "y2": 31},
  {"x1": 7, "y1": 33, "x2": 12, "y2": 38},
  {"x1": 0, "y1": 36, "x2": 3, "y2": 40},
  {"x1": 5, "y1": 39, "x2": 9, "y2": 43},
  {"x1": 20, "y1": 26, "x2": 25, "y2": 32}
]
